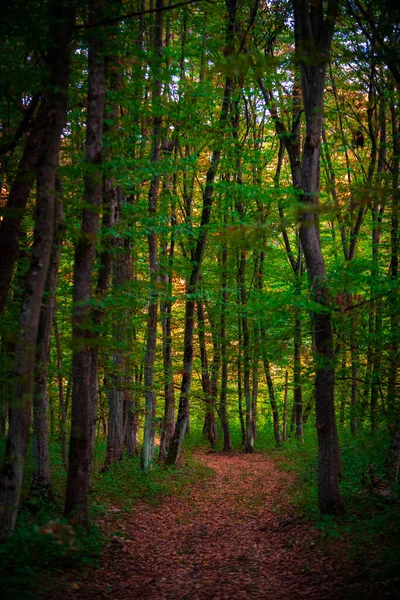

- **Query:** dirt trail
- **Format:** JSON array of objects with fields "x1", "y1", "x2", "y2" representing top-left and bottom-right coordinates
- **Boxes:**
[{"x1": 46, "y1": 451, "x2": 359, "y2": 600}]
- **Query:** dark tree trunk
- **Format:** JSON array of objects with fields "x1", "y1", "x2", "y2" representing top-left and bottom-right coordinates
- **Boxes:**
[
  {"x1": 159, "y1": 206, "x2": 176, "y2": 461},
  {"x1": 282, "y1": 370, "x2": 289, "y2": 442},
  {"x1": 31, "y1": 186, "x2": 64, "y2": 498},
  {"x1": 260, "y1": 326, "x2": 281, "y2": 446},
  {"x1": 251, "y1": 325, "x2": 259, "y2": 440},
  {"x1": 387, "y1": 98, "x2": 399, "y2": 416},
  {"x1": 104, "y1": 191, "x2": 131, "y2": 470},
  {"x1": 294, "y1": 307, "x2": 303, "y2": 439},
  {"x1": 166, "y1": 2, "x2": 237, "y2": 465},
  {"x1": 237, "y1": 247, "x2": 253, "y2": 453},
  {"x1": 237, "y1": 313, "x2": 246, "y2": 446},
  {"x1": 0, "y1": 0, "x2": 76, "y2": 541},
  {"x1": 53, "y1": 315, "x2": 67, "y2": 469},
  {"x1": 0, "y1": 113, "x2": 45, "y2": 315},
  {"x1": 256, "y1": 244, "x2": 281, "y2": 446},
  {"x1": 218, "y1": 244, "x2": 232, "y2": 452},
  {"x1": 293, "y1": 0, "x2": 345, "y2": 515},
  {"x1": 141, "y1": 0, "x2": 164, "y2": 470},
  {"x1": 65, "y1": 0, "x2": 105, "y2": 526},
  {"x1": 197, "y1": 301, "x2": 217, "y2": 448}
]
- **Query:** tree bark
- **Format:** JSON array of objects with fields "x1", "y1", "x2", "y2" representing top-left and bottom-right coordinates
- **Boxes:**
[
  {"x1": 159, "y1": 206, "x2": 176, "y2": 461},
  {"x1": 53, "y1": 315, "x2": 67, "y2": 469},
  {"x1": 0, "y1": 0, "x2": 76, "y2": 541},
  {"x1": 165, "y1": 1, "x2": 237, "y2": 466},
  {"x1": 293, "y1": 0, "x2": 345, "y2": 515},
  {"x1": 141, "y1": 0, "x2": 164, "y2": 470},
  {"x1": 65, "y1": 0, "x2": 105, "y2": 526},
  {"x1": 31, "y1": 185, "x2": 64, "y2": 498},
  {"x1": 104, "y1": 190, "x2": 131, "y2": 470},
  {"x1": 0, "y1": 111, "x2": 45, "y2": 316},
  {"x1": 197, "y1": 300, "x2": 217, "y2": 448},
  {"x1": 218, "y1": 244, "x2": 232, "y2": 452}
]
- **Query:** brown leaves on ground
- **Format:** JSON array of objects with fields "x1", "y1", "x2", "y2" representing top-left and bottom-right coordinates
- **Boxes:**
[{"x1": 41, "y1": 451, "x2": 370, "y2": 600}]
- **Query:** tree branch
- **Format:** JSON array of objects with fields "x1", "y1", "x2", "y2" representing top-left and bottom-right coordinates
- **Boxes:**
[{"x1": 75, "y1": 0, "x2": 213, "y2": 29}]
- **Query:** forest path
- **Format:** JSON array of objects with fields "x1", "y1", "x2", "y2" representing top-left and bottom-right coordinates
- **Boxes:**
[{"x1": 50, "y1": 450, "x2": 354, "y2": 600}]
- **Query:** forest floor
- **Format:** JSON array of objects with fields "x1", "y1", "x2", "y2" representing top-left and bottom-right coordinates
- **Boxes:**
[{"x1": 39, "y1": 450, "x2": 388, "y2": 600}]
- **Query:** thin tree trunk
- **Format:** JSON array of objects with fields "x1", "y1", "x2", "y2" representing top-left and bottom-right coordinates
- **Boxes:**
[
  {"x1": 251, "y1": 325, "x2": 259, "y2": 440},
  {"x1": 166, "y1": 2, "x2": 237, "y2": 465},
  {"x1": 387, "y1": 97, "x2": 399, "y2": 416},
  {"x1": 141, "y1": 0, "x2": 164, "y2": 470},
  {"x1": 53, "y1": 315, "x2": 67, "y2": 469},
  {"x1": 197, "y1": 300, "x2": 217, "y2": 448},
  {"x1": 237, "y1": 310, "x2": 245, "y2": 445},
  {"x1": 294, "y1": 306, "x2": 303, "y2": 440},
  {"x1": 159, "y1": 207, "x2": 176, "y2": 461},
  {"x1": 103, "y1": 198, "x2": 131, "y2": 469},
  {"x1": 219, "y1": 246, "x2": 231, "y2": 452},
  {"x1": 260, "y1": 326, "x2": 281, "y2": 446},
  {"x1": 31, "y1": 186, "x2": 64, "y2": 498},
  {"x1": 283, "y1": 370, "x2": 289, "y2": 442}
]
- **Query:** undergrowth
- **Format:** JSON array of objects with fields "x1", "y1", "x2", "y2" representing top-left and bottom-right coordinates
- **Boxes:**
[{"x1": 280, "y1": 426, "x2": 400, "y2": 595}]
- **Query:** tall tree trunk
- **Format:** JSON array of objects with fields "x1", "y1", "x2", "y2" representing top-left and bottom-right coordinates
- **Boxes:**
[
  {"x1": 65, "y1": 0, "x2": 105, "y2": 526},
  {"x1": 104, "y1": 191, "x2": 131, "y2": 470},
  {"x1": 237, "y1": 247, "x2": 253, "y2": 453},
  {"x1": 141, "y1": 0, "x2": 164, "y2": 470},
  {"x1": 159, "y1": 207, "x2": 176, "y2": 461},
  {"x1": 260, "y1": 326, "x2": 281, "y2": 446},
  {"x1": 219, "y1": 244, "x2": 231, "y2": 452},
  {"x1": 237, "y1": 302, "x2": 245, "y2": 446},
  {"x1": 53, "y1": 315, "x2": 67, "y2": 469},
  {"x1": 387, "y1": 97, "x2": 399, "y2": 417},
  {"x1": 0, "y1": 0, "x2": 76, "y2": 541},
  {"x1": 197, "y1": 300, "x2": 217, "y2": 448},
  {"x1": 282, "y1": 370, "x2": 289, "y2": 442},
  {"x1": 251, "y1": 324, "x2": 259, "y2": 440},
  {"x1": 31, "y1": 186, "x2": 64, "y2": 498},
  {"x1": 294, "y1": 305, "x2": 303, "y2": 439},
  {"x1": 166, "y1": 1, "x2": 237, "y2": 466},
  {"x1": 293, "y1": 0, "x2": 345, "y2": 515}
]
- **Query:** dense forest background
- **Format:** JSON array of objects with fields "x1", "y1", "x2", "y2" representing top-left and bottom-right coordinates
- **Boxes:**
[{"x1": 0, "y1": 0, "x2": 400, "y2": 596}]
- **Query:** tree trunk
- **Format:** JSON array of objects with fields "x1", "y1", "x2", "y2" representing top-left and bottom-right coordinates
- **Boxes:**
[
  {"x1": 165, "y1": 1, "x2": 237, "y2": 464},
  {"x1": 237, "y1": 302, "x2": 245, "y2": 446},
  {"x1": 159, "y1": 210, "x2": 176, "y2": 461},
  {"x1": 65, "y1": 0, "x2": 105, "y2": 526},
  {"x1": 237, "y1": 247, "x2": 253, "y2": 453},
  {"x1": 31, "y1": 186, "x2": 64, "y2": 498},
  {"x1": 53, "y1": 315, "x2": 67, "y2": 469},
  {"x1": 282, "y1": 370, "x2": 289, "y2": 442},
  {"x1": 141, "y1": 0, "x2": 164, "y2": 470},
  {"x1": 293, "y1": 0, "x2": 345, "y2": 515},
  {"x1": 197, "y1": 300, "x2": 217, "y2": 448},
  {"x1": 387, "y1": 98, "x2": 399, "y2": 417},
  {"x1": 0, "y1": 112, "x2": 45, "y2": 315},
  {"x1": 0, "y1": 0, "x2": 76, "y2": 541},
  {"x1": 260, "y1": 326, "x2": 281, "y2": 446},
  {"x1": 294, "y1": 306, "x2": 303, "y2": 440},
  {"x1": 219, "y1": 246, "x2": 231, "y2": 452},
  {"x1": 104, "y1": 189, "x2": 134, "y2": 469}
]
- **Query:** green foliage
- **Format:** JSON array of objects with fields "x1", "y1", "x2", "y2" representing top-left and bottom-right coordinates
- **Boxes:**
[
  {"x1": 0, "y1": 507, "x2": 103, "y2": 600},
  {"x1": 90, "y1": 441, "x2": 214, "y2": 511}
]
